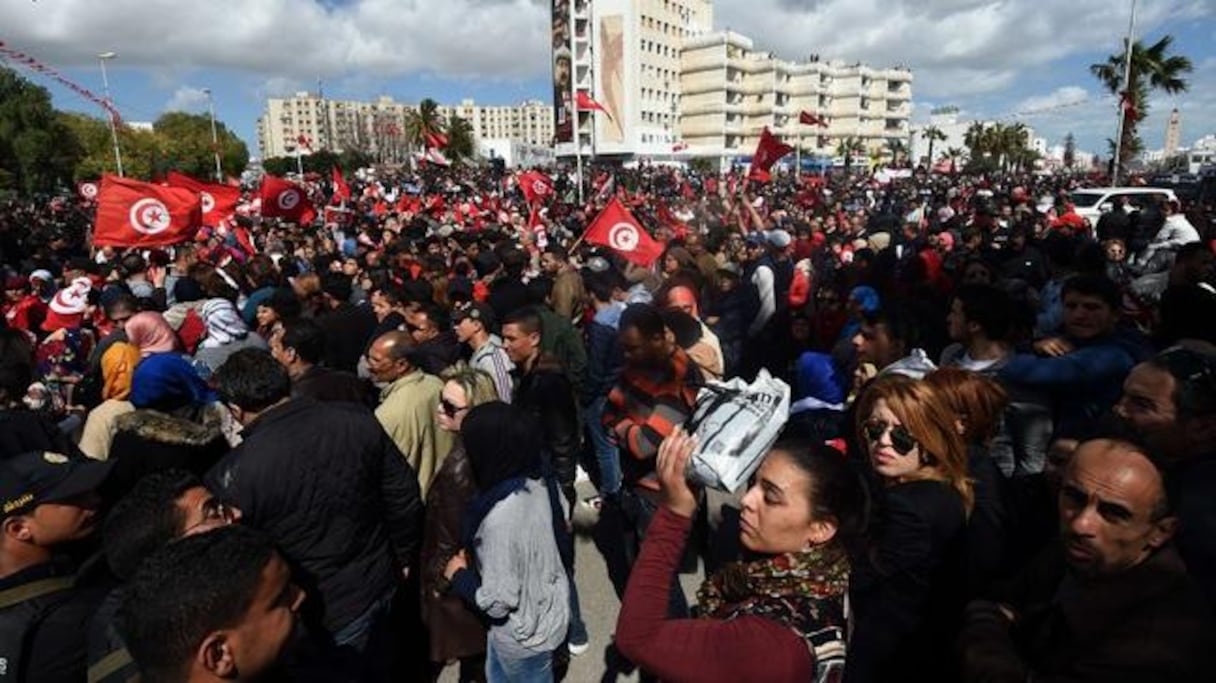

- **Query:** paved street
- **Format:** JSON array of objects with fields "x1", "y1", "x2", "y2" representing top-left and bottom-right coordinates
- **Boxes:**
[{"x1": 440, "y1": 481, "x2": 704, "y2": 682}]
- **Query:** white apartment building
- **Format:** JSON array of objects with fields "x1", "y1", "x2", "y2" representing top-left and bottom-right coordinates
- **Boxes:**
[
  {"x1": 551, "y1": 0, "x2": 910, "y2": 165},
  {"x1": 680, "y1": 31, "x2": 912, "y2": 164},
  {"x1": 256, "y1": 93, "x2": 554, "y2": 160},
  {"x1": 553, "y1": 0, "x2": 715, "y2": 160}
]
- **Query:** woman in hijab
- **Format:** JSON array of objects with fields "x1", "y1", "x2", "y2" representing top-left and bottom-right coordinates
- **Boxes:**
[
  {"x1": 125, "y1": 311, "x2": 181, "y2": 357},
  {"x1": 97, "y1": 311, "x2": 184, "y2": 402},
  {"x1": 192, "y1": 297, "x2": 268, "y2": 375},
  {"x1": 105, "y1": 353, "x2": 233, "y2": 498},
  {"x1": 442, "y1": 402, "x2": 572, "y2": 682}
]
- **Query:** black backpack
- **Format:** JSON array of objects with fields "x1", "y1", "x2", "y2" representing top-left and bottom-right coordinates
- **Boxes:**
[{"x1": 0, "y1": 576, "x2": 75, "y2": 682}]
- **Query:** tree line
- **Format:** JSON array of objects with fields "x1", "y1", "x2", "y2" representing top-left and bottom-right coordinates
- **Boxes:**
[{"x1": 0, "y1": 67, "x2": 249, "y2": 196}]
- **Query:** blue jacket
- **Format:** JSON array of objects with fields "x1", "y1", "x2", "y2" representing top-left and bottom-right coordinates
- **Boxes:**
[
  {"x1": 583, "y1": 303, "x2": 624, "y2": 405},
  {"x1": 999, "y1": 330, "x2": 1150, "y2": 438}
]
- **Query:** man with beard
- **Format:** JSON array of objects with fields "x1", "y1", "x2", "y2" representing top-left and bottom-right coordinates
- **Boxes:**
[
  {"x1": 1111, "y1": 345, "x2": 1216, "y2": 606},
  {"x1": 960, "y1": 438, "x2": 1216, "y2": 681}
]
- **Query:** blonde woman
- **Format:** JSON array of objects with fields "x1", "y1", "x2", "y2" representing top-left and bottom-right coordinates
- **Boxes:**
[
  {"x1": 421, "y1": 363, "x2": 499, "y2": 682},
  {"x1": 847, "y1": 375, "x2": 973, "y2": 683}
]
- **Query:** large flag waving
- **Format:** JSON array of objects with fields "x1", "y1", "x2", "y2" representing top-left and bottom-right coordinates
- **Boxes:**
[
  {"x1": 94, "y1": 175, "x2": 202, "y2": 247},
  {"x1": 518, "y1": 170, "x2": 555, "y2": 205},
  {"x1": 748, "y1": 127, "x2": 794, "y2": 182},
  {"x1": 583, "y1": 197, "x2": 663, "y2": 267},
  {"x1": 260, "y1": 175, "x2": 316, "y2": 224},
  {"x1": 166, "y1": 171, "x2": 240, "y2": 227}
]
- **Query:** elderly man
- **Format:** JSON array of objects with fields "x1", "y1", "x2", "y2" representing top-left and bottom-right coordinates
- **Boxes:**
[
  {"x1": 960, "y1": 439, "x2": 1216, "y2": 682},
  {"x1": 367, "y1": 330, "x2": 453, "y2": 497}
]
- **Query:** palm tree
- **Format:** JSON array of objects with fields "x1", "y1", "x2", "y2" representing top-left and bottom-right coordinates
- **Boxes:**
[
  {"x1": 835, "y1": 136, "x2": 865, "y2": 174},
  {"x1": 885, "y1": 138, "x2": 907, "y2": 165},
  {"x1": 404, "y1": 98, "x2": 446, "y2": 152},
  {"x1": 996, "y1": 122, "x2": 1029, "y2": 172},
  {"x1": 1090, "y1": 34, "x2": 1192, "y2": 170},
  {"x1": 920, "y1": 125, "x2": 947, "y2": 168},
  {"x1": 944, "y1": 147, "x2": 965, "y2": 174},
  {"x1": 445, "y1": 115, "x2": 476, "y2": 163}
]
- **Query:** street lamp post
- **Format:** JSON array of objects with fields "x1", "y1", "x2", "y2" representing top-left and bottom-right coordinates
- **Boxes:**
[
  {"x1": 203, "y1": 88, "x2": 223, "y2": 182},
  {"x1": 98, "y1": 51, "x2": 124, "y2": 177}
]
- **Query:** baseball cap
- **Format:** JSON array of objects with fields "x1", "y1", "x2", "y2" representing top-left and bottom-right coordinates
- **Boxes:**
[
  {"x1": 1, "y1": 452, "x2": 115, "y2": 519},
  {"x1": 452, "y1": 301, "x2": 496, "y2": 330},
  {"x1": 766, "y1": 229, "x2": 792, "y2": 249}
]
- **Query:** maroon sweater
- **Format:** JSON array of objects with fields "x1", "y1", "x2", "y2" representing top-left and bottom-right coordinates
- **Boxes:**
[{"x1": 615, "y1": 507, "x2": 814, "y2": 682}]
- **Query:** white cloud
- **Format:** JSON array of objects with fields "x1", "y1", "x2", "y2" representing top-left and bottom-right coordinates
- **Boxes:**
[
  {"x1": 716, "y1": 0, "x2": 1211, "y2": 98},
  {"x1": 164, "y1": 86, "x2": 210, "y2": 112},
  {"x1": 0, "y1": 0, "x2": 551, "y2": 82},
  {"x1": 1015, "y1": 86, "x2": 1091, "y2": 116}
]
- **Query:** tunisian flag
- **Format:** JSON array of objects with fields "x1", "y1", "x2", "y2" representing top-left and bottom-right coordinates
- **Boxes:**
[
  {"x1": 576, "y1": 91, "x2": 612, "y2": 119},
  {"x1": 748, "y1": 127, "x2": 794, "y2": 183},
  {"x1": 94, "y1": 175, "x2": 202, "y2": 247},
  {"x1": 166, "y1": 171, "x2": 240, "y2": 226},
  {"x1": 518, "y1": 170, "x2": 555, "y2": 204},
  {"x1": 583, "y1": 197, "x2": 663, "y2": 267},
  {"x1": 259, "y1": 175, "x2": 316, "y2": 224},
  {"x1": 799, "y1": 111, "x2": 828, "y2": 127},
  {"x1": 332, "y1": 166, "x2": 352, "y2": 200}
]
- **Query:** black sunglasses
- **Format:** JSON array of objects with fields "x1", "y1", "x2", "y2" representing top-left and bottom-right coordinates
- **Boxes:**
[
  {"x1": 863, "y1": 418, "x2": 919, "y2": 456},
  {"x1": 439, "y1": 398, "x2": 469, "y2": 418}
]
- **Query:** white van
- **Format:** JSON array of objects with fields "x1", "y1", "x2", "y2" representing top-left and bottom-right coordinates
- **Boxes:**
[{"x1": 1069, "y1": 187, "x2": 1178, "y2": 225}]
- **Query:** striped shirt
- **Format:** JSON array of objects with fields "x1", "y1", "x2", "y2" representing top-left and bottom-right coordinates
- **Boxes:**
[
  {"x1": 470, "y1": 334, "x2": 515, "y2": 403},
  {"x1": 605, "y1": 347, "x2": 702, "y2": 487}
]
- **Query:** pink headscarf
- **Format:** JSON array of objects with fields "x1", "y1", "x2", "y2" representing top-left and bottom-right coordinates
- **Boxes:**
[{"x1": 125, "y1": 312, "x2": 181, "y2": 357}]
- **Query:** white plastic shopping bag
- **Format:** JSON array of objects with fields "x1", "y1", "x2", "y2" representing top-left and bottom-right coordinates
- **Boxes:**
[{"x1": 685, "y1": 369, "x2": 791, "y2": 492}]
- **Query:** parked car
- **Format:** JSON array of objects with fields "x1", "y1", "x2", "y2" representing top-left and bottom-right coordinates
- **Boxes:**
[{"x1": 1069, "y1": 187, "x2": 1178, "y2": 225}]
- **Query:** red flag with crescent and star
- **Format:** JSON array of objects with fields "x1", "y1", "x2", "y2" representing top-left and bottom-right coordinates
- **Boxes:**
[
  {"x1": 519, "y1": 170, "x2": 555, "y2": 205},
  {"x1": 259, "y1": 175, "x2": 316, "y2": 224},
  {"x1": 93, "y1": 175, "x2": 202, "y2": 247},
  {"x1": 583, "y1": 197, "x2": 663, "y2": 267},
  {"x1": 166, "y1": 171, "x2": 240, "y2": 227}
]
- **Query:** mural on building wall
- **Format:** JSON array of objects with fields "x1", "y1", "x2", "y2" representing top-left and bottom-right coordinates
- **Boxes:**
[
  {"x1": 598, "y1": 14, "x2": 626, "y2": 144},
  {"x1": 552, "y1": 0, "x2": 573, "y2": 144}
]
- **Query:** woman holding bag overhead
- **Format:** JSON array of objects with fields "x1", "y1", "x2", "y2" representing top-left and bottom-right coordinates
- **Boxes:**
[{"x1": 615, "y1": 427, "x2": 863, "y2": 683}]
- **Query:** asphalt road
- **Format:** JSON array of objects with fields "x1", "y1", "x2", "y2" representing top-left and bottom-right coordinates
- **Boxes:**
[{"x1": 438, "y1": 480, "x2": 705, "y2": 683}]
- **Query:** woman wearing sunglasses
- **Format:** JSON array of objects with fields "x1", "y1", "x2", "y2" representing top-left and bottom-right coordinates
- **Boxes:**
[
  {"x1": 615, "y1": 428, "x2": 863, "y2": 683},
  {"x1": 421, "y1": 363, "x2": 500, "y2": 682},
  {"x1": 846, "y1": 375, "x2": 973, "y2": 683}
]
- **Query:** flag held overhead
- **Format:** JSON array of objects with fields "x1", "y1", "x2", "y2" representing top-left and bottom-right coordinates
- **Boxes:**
[
  {"x1": 93, "y1": 175, "x2": 202, "y2": 247},
  {"x1": 583, "y1": 197, "x2": 663, "y2": 267}
]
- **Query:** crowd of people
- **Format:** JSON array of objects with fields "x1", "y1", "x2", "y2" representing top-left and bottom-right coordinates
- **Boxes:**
[{"x1": 1, "y1": 158, "x2": 1215, "y2": 683}]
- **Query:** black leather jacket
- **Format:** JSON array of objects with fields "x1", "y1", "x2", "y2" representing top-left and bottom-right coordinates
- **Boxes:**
[{"x1": 514, "y1": 355, "x2": 580, "y2": 506}]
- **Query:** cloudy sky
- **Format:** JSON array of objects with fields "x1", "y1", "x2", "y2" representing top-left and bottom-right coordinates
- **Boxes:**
[{"x1": 1, "y1": 0, "x2": 1212, "y2": 158}]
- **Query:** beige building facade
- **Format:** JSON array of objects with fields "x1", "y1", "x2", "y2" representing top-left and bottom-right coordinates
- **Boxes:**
[
  {"x1": 679, "y1": 31, "x2": 912, "y2": 163},
  {"x1": 256, "y1": 93, "x2": 554, "y2": 160}
]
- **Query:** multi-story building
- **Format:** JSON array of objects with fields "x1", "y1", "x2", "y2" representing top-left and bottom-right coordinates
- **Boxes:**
[
  {"x1": 550, "y1": 0, "x2": 910, "y2": 165},
  {"x1": 680, "y1": 31, "x2": 912, "y2": 165},
  {"x1": 255, "y1": 93, "x2": 554, "y2": 160},
  {"x1": 553, "y1": 0, "x2": 715, "y2": 160}
]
